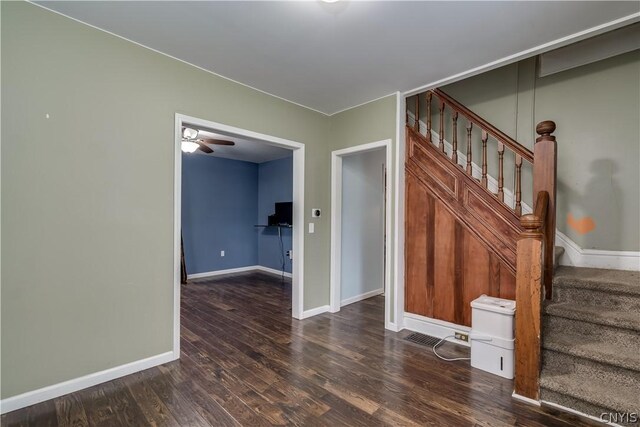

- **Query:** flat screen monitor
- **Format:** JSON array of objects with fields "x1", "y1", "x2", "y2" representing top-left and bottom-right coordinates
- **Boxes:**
[{"x1": 274, "y1": 202, "x2": 292, "y2": 225}]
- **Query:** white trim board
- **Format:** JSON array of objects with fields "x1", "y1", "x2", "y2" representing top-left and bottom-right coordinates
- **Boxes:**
[
  {"x1": 403, "y1": 313, "x2": 471, "y2": 348},
  {"x1": 341, "y1": 288, "x2": 384, "y2": 308},
  {"x1": 555, "y1": 231, "x2": 640, "y2": 271},
  {"x1": 187, "y1": 266, "x2": 258, "y2": 280},
  {"x1": 329, "y1": 139, "x2": 394, "y2": 332},
  {"x1": 187, "y1": 265, "x2": 292, "y2": 280},
  {"x1": 300, "y1": 305, "x2": 330, "y2": 320},
  {"x1": 541, "y1": 400, "x2": 625, "y2": 427},
  {"x1": 256, "y1": 265, "x2": 293, "y2": 279},
  {"x1": 0, "y1": 351, "x2": 175, "y2": 415},
  {"x1": 175, "y1": 113, "x2": 305, "y2": 363},
  {"x1": 393, "y1": 92, "x2": 406, "y2": 331},
  {"x1": 407, "y1": 111, "x2": 640, "y2": 272}
]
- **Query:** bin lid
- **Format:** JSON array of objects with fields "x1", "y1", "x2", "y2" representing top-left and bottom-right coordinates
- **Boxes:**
[{"x1": 471, "y1": 295, "x2": 516, "y2": 314}]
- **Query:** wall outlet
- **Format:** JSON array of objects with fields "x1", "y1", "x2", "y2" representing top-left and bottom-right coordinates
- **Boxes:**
[
  {"x1": 220, "y1": 250, "x2": 225, "y2": 257},
  {"x1": 311, "y1": 208, "x2": 321, "y2": 218},
  {"x1": 286, "y1": 250, "x2": 292, "y2": 260},
  {"x1": 455, "y1": 332, "x2": 469, "y2": 342}
]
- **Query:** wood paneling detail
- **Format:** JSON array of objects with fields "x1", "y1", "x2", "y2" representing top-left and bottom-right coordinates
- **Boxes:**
[{"x1": 405, "y1": 126, "x2": 521, "y2": 326}]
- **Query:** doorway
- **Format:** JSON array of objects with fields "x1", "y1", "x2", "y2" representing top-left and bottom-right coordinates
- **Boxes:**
[
  {"x1": 173, "y1": 114, "x2": 305, "y2": 357},
  {"x1": 330, "y1": 139, "x2": 392, "y2": 327}
]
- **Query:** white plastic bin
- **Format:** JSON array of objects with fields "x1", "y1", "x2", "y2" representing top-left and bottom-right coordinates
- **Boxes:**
[{"x1": 470, "y1": 295, "x2": 516, "y2": 379}]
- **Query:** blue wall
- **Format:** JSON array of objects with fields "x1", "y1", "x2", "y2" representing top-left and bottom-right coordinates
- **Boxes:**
[
  {"x1": 182, "y1": 155, "x2": 258, "y2": 274},
  {"x1": 182, "y1": 154, "x2": 293, "y2": 275},
  {"x1": 258, "y1": 157, "x2": 293, "y2": 273}
]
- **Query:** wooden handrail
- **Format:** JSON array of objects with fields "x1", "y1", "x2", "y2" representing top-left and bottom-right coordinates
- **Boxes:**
[
  {"x1": 514, "y1": 190, "x2": 549, "y2": 401},
  {"x1": 433, "y1": 89, "x2": 534, "y2": 163}
]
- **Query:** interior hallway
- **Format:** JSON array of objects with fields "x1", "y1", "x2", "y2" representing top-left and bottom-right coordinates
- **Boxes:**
[{"x1": 1, "y1": 272, "x2": 596, "y2": 426}]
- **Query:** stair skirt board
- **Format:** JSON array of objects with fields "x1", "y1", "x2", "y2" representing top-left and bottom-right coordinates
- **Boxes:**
[
  {"x1": 541, "y1": 399, "x2": 629, "y2": 427},
  {"x1": 187, "y1": 265, "x2": 292, "y2": 280},
  {"x1": 403, "y1": 312, "x2": 471, "y2": 347},
  {"x1": 406, "y1": 111, "x2": 640, "y2": 272},
  {"x1": 340, "y1": 288, "x2": 384, "y2": 307}
]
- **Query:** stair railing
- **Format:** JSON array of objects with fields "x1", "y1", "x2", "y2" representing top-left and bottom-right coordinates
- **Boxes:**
[
  {"x1": 514, "y1": 191, "x2": 548, "y2": 401},
  {"x1": 514, "y1": 122, "x2": 557, "y2": 401},
  {"x1": 406, "y1": 90, "x2": 558, "y2": 402}
]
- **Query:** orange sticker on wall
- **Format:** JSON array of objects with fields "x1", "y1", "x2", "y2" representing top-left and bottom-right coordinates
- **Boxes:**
[{"x1": 567, "y1": 213, "x2": 596, "y2": 235}]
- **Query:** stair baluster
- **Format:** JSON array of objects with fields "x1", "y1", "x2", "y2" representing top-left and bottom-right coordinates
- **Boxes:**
[
  {"x1": 466, "y1": 122, "x2": 473, "y2": 175},
  {"x1": 515, "y1": 155, "x2": 522, "y2": 216},
  {"x1": 439, "y1": 100, "x2": 445, "y2": 152},
  {"x1": 497, "y1": 142, "x2": 505, "y2": 202},
  {"x1": 481, "y1": 130, "x2": 488, "y2": 187},
  {"x1": 414, "y1": 95, "x2": 420, "y2": 133},
  {"x1": 426, "y1": 92, "x2": 432, "y2": 141},
  {"x1": 452, "y1": 112, "x2": 458, "y2": 164}
]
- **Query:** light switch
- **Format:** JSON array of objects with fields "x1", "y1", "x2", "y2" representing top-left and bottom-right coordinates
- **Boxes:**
[
  {"x1": 308, "y1": 223, "x2": 315, "y2": 234},
  {"x1": 220, "y1": 250, "x2": 225, "y2": 257}
]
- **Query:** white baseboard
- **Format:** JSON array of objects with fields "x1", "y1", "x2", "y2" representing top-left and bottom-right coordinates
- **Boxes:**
[
  {"x1": 403, "y1": 312, "x2": 471, "y2": 347},
  {"x1": 300, "y1": 305, "x2": 330, "y2": 319},
  {"x1": 340, "y1": 288, "x2": 384, "y2": 307},
  {"x1": 385, "y1": 321, "x2": 402, "y2": 332},
  {"x1": 541, "y1": 400, "x2": 623, "y2": 426},
  {"x1": 255, "y1": 265, "x2": 293, "y2": 278},
  {"x1": 0, "y1": 351, "x2": 176, "y2": 415},
  {"x1": 187, "y1": 265, "x2": 292, "y2": 280},
  {"x1": 512, "y1": 392, "x2": 541, "y2": 406},
  {"x1": 187, "y1": 265, "x2": 258, "y2": 279},
  {"x1": 556, "y1": 231, "x2": 640, "y2": 271}
]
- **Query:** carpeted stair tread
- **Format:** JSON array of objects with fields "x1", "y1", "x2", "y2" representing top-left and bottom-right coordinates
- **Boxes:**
[
  {"x1": 554, "y1": 266, "x2": 640, "y2": 296},
  {"x1": 540, "y1": 372, "x2": 640, "y2": 415},
  {"x1": 543, "y1": 331, "x2": 640, "y2": 372},
  {"x1": 544, "y1": 301, "x2": 640, "y2": 331}
]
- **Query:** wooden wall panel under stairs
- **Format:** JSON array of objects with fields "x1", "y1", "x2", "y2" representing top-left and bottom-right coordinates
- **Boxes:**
[{"x1": 405, "y1": 125, "x2": 519, "y2": 326}]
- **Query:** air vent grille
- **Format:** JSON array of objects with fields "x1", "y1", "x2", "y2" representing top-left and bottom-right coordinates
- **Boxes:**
[{"x1": 404, "y1": 332, "x2": 440, "y2": 347}]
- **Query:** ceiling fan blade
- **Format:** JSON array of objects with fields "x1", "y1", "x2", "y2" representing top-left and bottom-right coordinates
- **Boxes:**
[
  {"x1": 196, "y1": 141, "x2": 214, "y2": 153},
  {"x1": 199, "y1": 138, "x2": 235, "y2": 146}
]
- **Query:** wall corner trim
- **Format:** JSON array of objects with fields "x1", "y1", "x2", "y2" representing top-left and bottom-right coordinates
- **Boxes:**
[{"x1": 0, "y1": 351, "x2": 176, "y2": 415}]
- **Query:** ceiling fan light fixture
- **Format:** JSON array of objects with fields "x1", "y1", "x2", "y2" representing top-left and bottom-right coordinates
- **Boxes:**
[
  {"x1": 182, "y1": 127, "x2": 199, "y2": 140},
  {"x1": 181, "y1": 140, "x2": 199, "y2": 153}
]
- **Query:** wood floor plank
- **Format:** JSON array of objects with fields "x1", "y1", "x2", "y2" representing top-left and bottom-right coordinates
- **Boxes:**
[{"x1": 1, "y1": 272, "x2": 599, "y2": 427}]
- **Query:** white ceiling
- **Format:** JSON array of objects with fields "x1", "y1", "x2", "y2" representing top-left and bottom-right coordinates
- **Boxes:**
[
  {"x1": 184, "y1": 126, "x2": 292, "y2": 164},
  {"x1": 35, "y1": 1, "x2": 639, "y2": 115}
]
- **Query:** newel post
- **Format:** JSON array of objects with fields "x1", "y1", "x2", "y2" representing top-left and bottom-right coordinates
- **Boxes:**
[
  {"x1": 514, "y1": 214, "x2": 544, "y2": 401},
  {"x1": 533, "y1": 121, "x2": 557, "y2": 300}
]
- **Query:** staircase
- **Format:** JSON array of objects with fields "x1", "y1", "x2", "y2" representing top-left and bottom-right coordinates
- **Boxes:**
[
  {"x1": 541, "y1": 266, "x2": 640, "y2": 424},
  {"x1": 406, "y1": 88, "x2": 638, "y2": 423}
]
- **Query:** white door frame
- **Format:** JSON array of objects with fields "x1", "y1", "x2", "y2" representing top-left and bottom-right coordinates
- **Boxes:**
[
  {"x1": 173, "y1": 113, "x2": 305, "y2": 358},
  {"x1": 330, "y1": 139, "x2": 393, "y2": 329}
]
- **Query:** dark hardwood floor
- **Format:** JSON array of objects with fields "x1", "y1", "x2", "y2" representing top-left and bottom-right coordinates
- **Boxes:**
[{"x1": 2, "y1": 272, "x2": 596, "y2": 426}]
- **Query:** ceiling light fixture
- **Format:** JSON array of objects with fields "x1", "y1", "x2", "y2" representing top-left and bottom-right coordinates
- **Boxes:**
[
  {"x1": 181, "y1": 140, "x2": 199, "y2": 153},
  {"x1": 321, "y1": 0, "x2": 339, "y2": 3},
  {"x1": 182, "y1": 127, "x2": 199, "y2": 140}
]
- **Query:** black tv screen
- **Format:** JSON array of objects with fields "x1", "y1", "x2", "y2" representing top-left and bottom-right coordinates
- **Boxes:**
[{"x1": 274, "y1": 202, "x2": 292, "y2": 225}]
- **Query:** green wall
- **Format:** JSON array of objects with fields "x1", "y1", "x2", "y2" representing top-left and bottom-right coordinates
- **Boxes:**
[
  {"x1": 0, "y1": 2, "x2": 331, "y2": 399},
  {"x1": 437, "y1": 52, "x2": 640, "y2": 251},
  {"x1": 1, "y1": 2, "x2": 400, "y2": 400},
  {"x1": 329, "y1": 94, "x2": 398, "y2": 319}
]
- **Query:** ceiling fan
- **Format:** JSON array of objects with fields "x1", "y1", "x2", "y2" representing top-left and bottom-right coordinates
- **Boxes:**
[{"x1": 181, "y1": 127, "x2": 235, "y2": 153}]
